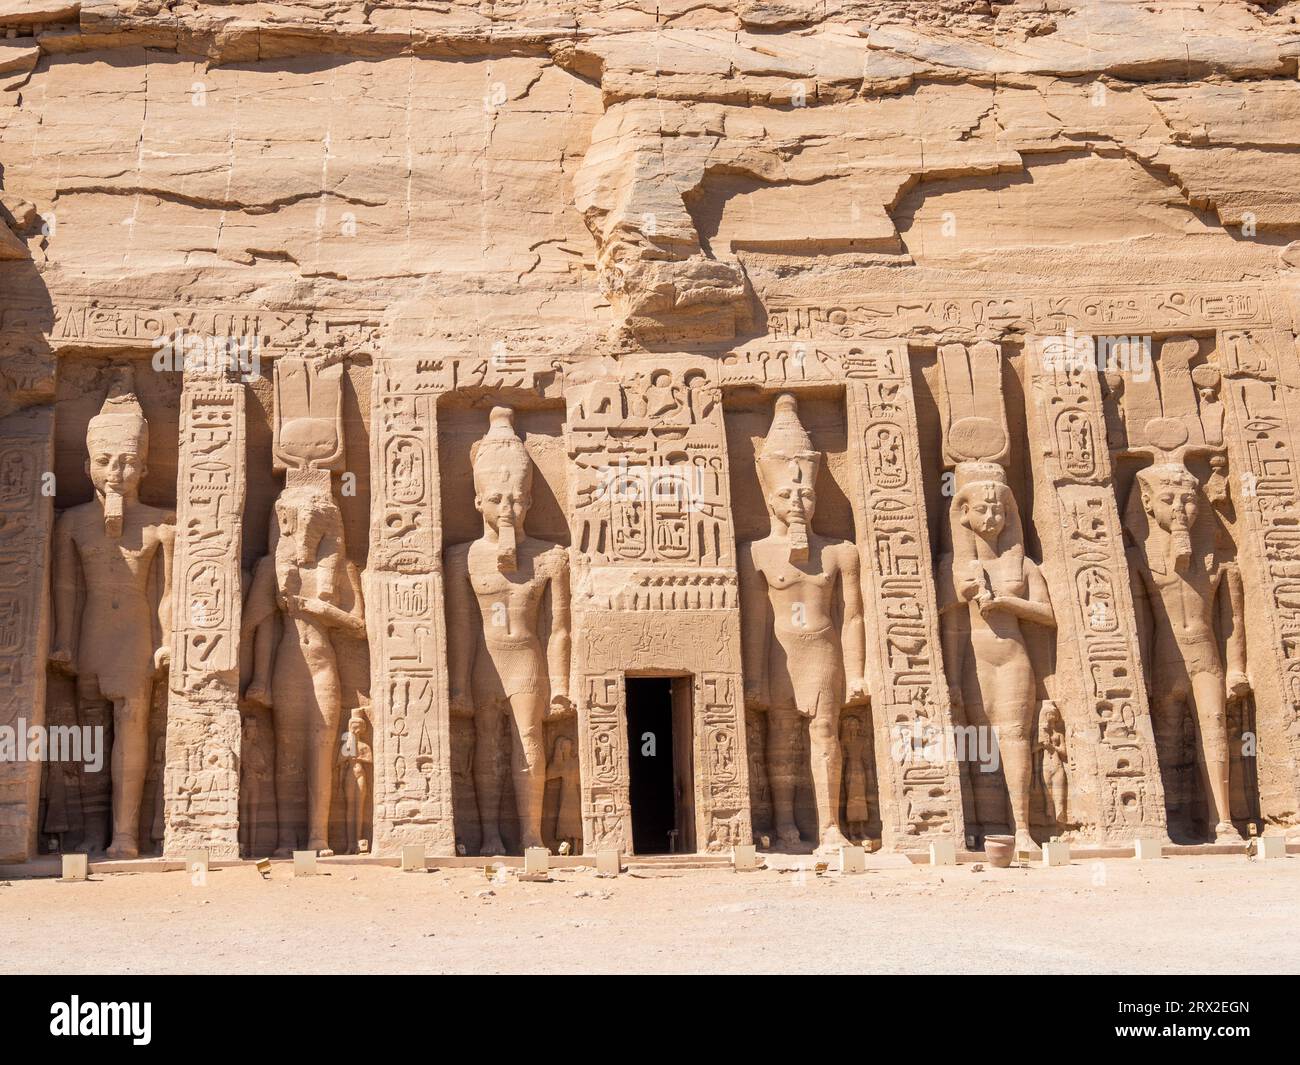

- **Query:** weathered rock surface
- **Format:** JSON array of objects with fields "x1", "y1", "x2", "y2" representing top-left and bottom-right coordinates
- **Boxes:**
[{"x1": 0, "y1": 1, "x2": 1296, "y2": 344}]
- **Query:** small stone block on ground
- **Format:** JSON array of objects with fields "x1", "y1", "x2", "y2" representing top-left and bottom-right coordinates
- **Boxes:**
[
  {"x1": 293, "y1": 850, "x2": 317, "y2": 876},
  {"x1": 1134, "y1": 838, "x2": 1163, "y2": 860},
  {"x1": 929, "y1": 840, "x2": 956, "y2": 867},
  {"x1": 596, "y1": 849, "x2": 622, "y2": 875},
  {"x1": 1042, "y1": 841, "x2": 1070, "y2": 867},
  {"x1": 400, "y1": 845, "x2": 426, "y2": 871},
  {"x1": 839, "y1": 846, "x2": 866, "y2": 874},
  {"x1": 1258, "y1": 835, "x2": 1286, "y2": 859},
  {"x1": 60, "y1": 853, "x2": 88, "y2": 880},
  {"x1": 524, "y1": 846, "x2": 549, "y2": 876},
  {"x1": 733, "y1": 844, "x2": 758, "y2": 871}
]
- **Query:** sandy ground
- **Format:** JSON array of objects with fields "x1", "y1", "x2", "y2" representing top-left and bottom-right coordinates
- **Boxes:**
[{"x1": 2, "y1": 854, "x2": 1298, "y2": 975}]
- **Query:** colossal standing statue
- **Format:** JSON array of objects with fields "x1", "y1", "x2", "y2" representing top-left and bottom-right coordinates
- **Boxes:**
[
  {"x1": 49, "y1": 365, "x2": 175, "y2": 859},
  {"x1": 244, "y1": 469, "x2": 366, "y2": 856},
  {"x1": 446, "y1": 407, "x2": 573, "y2": 855},
  {"x1": 939, "y1": 462, "x2": 1055, "y2": 856},
  {"x1": 1125, "y1": 462, "x2": 1249, "y2": 841},
  {"x1": 243, "y1": 356, "x2": 366, "y2": 857},
  {"x1": 739, "y1": 393, "x2": 868, "y2": 853}
]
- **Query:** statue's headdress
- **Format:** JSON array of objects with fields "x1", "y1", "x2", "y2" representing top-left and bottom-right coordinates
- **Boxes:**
[
  {"x1": 1134, "y1": 461, "x2": 1198, "y2": 497},
  {"x1": 471, "y1": 407, "x2": 532, "y2": 571},
  {"x1": 87, "y1": 365, "x2": 149, "y2": 537},
  {"x1": 88, "y1": 365, "x2": 148, "y2": 453},
  {"x1": 274, "y1": 467, "x2": 342, "y2": 577},
  {"x1": 949, "y1": 460, "x2": 1024, "y2": 574},
  {"x1": 1128, "y1": 461, "x2": 1203, "y2": 573},
  {"x1": 953, "y1": 461, "x2": 1013, "y2": 502},
  {"x1": 757, "y1": 394, "x2": 819, "y2": 561}
]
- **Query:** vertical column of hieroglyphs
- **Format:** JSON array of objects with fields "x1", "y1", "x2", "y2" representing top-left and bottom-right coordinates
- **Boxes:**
[
  {"x1": 692, "y1": 669, "x2": 749, "y2": 852},
  {"x1": 844, "y1": 343, "x2": 966, "y2": 850},
  {"x1": 163, "y1": 367, "x2": 244, "y2": 857},
  {"x1": 0, "y1": 405, "x2": 55, "y2": 861},
  {"x1": 1025, "y1": 338, "x2": 1167, "y2": 841},
  {"x1": 564, "y1": 372, "x2": 634, "y2": 850},
  {"x1": 1216, "y1": 326, "x2": 1300, "y2": 819},
  {"x1": 566, "y1": 362, "x2": 749, "y2": 853},
  {"x1": 368, "y1": 362, "x2": 454, "y2": 854},
  {"x1": 576, "y1": 670, "x2": 630, "y2": 852}
]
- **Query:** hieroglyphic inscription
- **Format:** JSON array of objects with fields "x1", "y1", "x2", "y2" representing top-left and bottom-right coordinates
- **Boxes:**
[
  {"x1": 1026, "y1": 339, "x2": 1167, "y2": 840},
  {"x1": 845, "y1": 344, "x2": 966, "y2": 848},
  {"x1": 163, "y1": 369, "x2": 244, "y2": 857},
  {"x1": 0, "y1": 411, "x2": 53, "y2": 862},
  {"x1": 368, "y1": 363, "x2": 454, "y2": 852},
  {"x1": 768, "y1": 286, "x2": 1269, "y2": 341},
  {"x1": 567, "y1": 364, "x2": 729, "y2": 571},
  {"x1": 38, "y1": 298, "x2": 383, "y2": 356},
  {"x1": 1216, "y1": 326, "x2": 1300, "y2": 810},
  {"x1": 696, "y1": 671, "x2": 749, "y2": 851},
  {"x1": 578, "y1": 670, "x2": 630, "y2": 852}
]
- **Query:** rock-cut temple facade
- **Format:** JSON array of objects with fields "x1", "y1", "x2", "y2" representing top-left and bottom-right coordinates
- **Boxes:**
[{"x1": 3, "y1": 1, "x2": 1300, "y2": 862}]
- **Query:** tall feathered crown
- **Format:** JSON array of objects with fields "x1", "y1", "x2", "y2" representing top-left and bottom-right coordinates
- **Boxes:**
[
  {"x1": 756, "y1": 393, "x2": 818, "y2": 493},
  {"x1": 87, "y1": 364, "x2": 149, "y2": 454}
]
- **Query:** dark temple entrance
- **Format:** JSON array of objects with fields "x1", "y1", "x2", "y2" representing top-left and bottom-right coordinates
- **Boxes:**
[{"x1": 626, "y1": 676, "x2": 695, "y2": 854}]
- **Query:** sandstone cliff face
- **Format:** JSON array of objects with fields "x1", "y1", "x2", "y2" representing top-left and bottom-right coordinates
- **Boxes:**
[
  {"x1": 2, "y1": 1, "x2": 1299, "y2": 351},
  {"x1": 5, "y1": 1, "x2": 1300, "y2": 862}
]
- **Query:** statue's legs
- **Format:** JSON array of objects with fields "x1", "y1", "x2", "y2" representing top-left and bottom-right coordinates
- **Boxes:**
[
  {"x1": 247, "y1": 620, "x2": 275, "y2": 707},
  {"x1": 1151, "y1": 686, "x2": 1191, "y2": 840},
  {"x1": 507, "y1": 692, "x2": 546, "y2": 850},
  {"x1": 304, "y1": 694, "x2": 342, "y2": 855},
  {"x1": 992, "y1": 705, "x2": 1036, "y2": 854},
  {"x1": 270, "y1": 626, "x2": 342, "y2": 856},
  {"x1": 76, "y1": 693, "x2": 111, "y2": 852},
  {"x1": 809, "y1": 707, "x2": 849, "y2": 852},
  {"x1": 474, "y1": 708, "x2": 506, "y2": 855},
  {"x1": 304, "y1": 748, "x2": 334, "y2": 854},
  {"x1": 1189, "y1": 671, "x2": 1239, "y2": 840},
  {"x1": 765, "y1": 706, "x2": 803, "y2": 847},
  {"x1": 1050, "y1": 769, "x2": 1068, "y2": 826},
  {"x1": 356, "y1": 777, "x2": 369, "y2": 852},
  {"x1": 343, "y1": 780, "x2": 359, "y2": 854},
  {"x1": 273, "y1": 709, "x2": 303, "y2": 856},
  {"x1": 107, "y1": 689, "x2": 151, "y2": 859},
  {"x1": 342, "y1": 768, "x2": 369, "y2": 854},
  {"x1": 978, "y1": 650, "x2": 1038, "y2": 854}
]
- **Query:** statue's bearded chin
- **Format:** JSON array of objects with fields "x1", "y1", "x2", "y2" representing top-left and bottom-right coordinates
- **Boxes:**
[
  {"x1": 497, "y1": 518, "x2": 518, "y2": 572},
  {"x1": 1169, "y1": 523, "x2": 1193, "y2": 573},
  {"x1": 102, "y1": 487, "x2": 124, "y2": 539},
  {"x1": 787, "y1": 518, "x2": 808, "y2": 562}
]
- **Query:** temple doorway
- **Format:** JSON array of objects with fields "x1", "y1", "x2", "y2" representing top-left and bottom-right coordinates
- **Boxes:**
[{"x1": 626, "y1": 676, "x2": 696, "y2": 853}]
